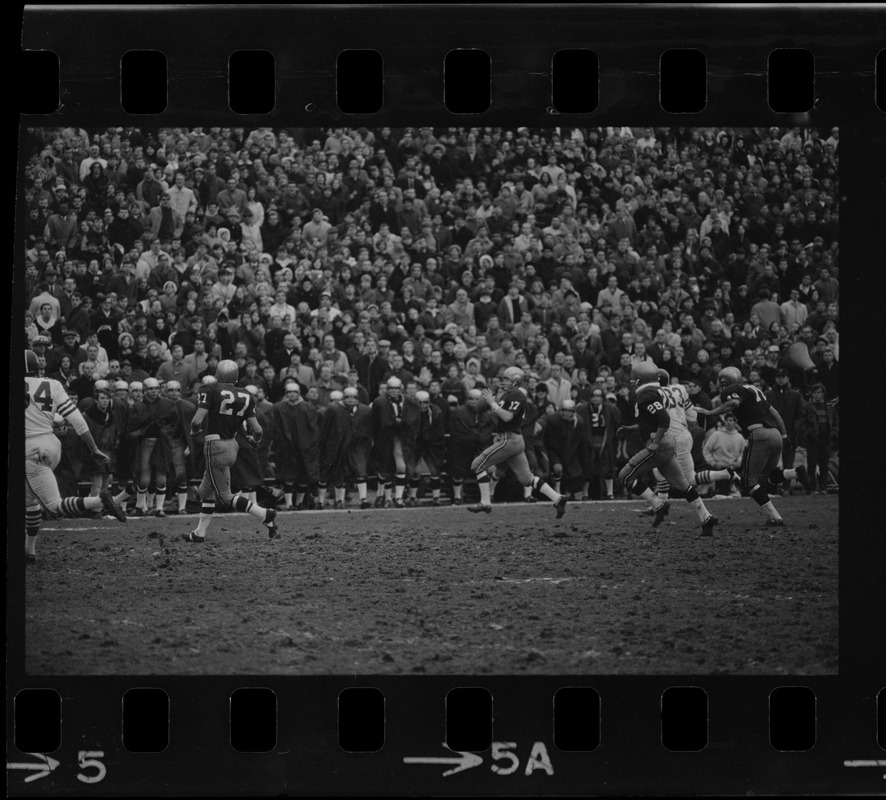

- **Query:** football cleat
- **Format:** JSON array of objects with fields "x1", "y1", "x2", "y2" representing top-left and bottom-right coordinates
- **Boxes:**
[
  {"x1": 392, "y1": 499, "x2": 405, "y2": 508},
  {"x1": 452, "y1": 497, "x2": 463, "y2": 505},
  {"x1": 651, "y1": 501, "x2": 671, "y2": 528},
  {"x1": 25, "y1": 552, "x2": 37, "y2": 564},
  {"x1": 374, "y1": 496, "x2": 386, "y2": 508},
  {"x1": 154, "y1": 508, "x2": 167, "y2": 518},
  {"x1": 794, "y1": 464, "x2": 810, "y2": 492},
  {"x1": 699, "y1": 514, "x2": 719, "y2": 537},
  {"x1": 181, "y1": 532, "x2": 205, "y2": 544},
  {"x1": 555, "y1": 496, "x2": 568, "y2": 519},
  {"x1": 467, "y1": 503, "x2": 492, "y2": 514},
  {"x1": 264, "y1": 508, "x2": 278, "y2": 533},
  {"x1": 640, "y1": 506, "x2": 656, "y2": 517},
  {"x1": 360, "y1": 499, "x2": 372, "y2": 509},
  {"x1": 765, "y1": 517, "x2": 785, "y2": 527},
  {"x1": 404, "y1": 496, "x2": 416, "y2": 507},
  {"x1": 334, "y1": 501, "x2": 344, "y2": 510},
  {"x1": 525, "y1": 495, "x2": 538, "y2": 503},
  {"x1": 100, "y1": 490, "x2": 128, "y2": 522}
]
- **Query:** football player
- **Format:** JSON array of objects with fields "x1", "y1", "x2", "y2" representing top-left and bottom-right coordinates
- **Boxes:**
[
  {"x1": 694, "y1": 366, "x2": 807, "y2": 527},
  {"x1": 371, "y1": 376, "x2": 410, "y2": 508},
  {"x1": 183, "y1": 359, "x2": 279, "y2": 542},
  {"x1": 24, "y1": 350, "x2": 126, "y2": 562},
  {"x1": 318, "y1": 390, "x2": 352, "y2": 509},
  {"x1": 343, "y1": 386, "x2": 374, "y2": 509},
  {"x1": 644, "y1": 368, "x2": 736, "y2": 514},
  {"x1": 468, "y1": 366, "x2": 567, "y2": 517},
  {"x1": 616, "y1": 362, "x2": 718, "y2": 536}
]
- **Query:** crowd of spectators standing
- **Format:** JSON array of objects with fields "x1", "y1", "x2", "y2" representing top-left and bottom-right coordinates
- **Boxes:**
[{"x1": 20, "y1": 124, "x2": 840, "y2": 508}]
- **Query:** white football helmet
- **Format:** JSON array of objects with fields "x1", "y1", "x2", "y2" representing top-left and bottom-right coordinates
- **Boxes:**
[
  {"x1": 216, "y1": 359, "x2": 239, "y2": 383},
  {"x1": 630, "y1": 361, "x2": 659, "y2": 387},
  {"x1": 499, "y1": 366, "x2": 524, "y2": 392},
  {"x1": 718, "y1": 366, "x2": 743, "y2": 392}
]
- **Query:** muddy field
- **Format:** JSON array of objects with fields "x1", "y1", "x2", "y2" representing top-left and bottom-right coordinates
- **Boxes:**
[{"x1": 24, "y1": 495, "x2": 838, "y2": 676}]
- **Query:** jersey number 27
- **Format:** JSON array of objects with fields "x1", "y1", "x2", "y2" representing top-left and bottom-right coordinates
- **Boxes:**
[{"x1": 219, "y1": 389, "x2": 250, "y2": 417}]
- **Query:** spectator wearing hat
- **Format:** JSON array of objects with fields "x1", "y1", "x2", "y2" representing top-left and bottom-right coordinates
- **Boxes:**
[{"x1": 765, "y1": 368, "x2": 805, "y2": 477}]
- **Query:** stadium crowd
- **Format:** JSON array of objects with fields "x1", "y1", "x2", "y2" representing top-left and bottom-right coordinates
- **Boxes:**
[{"x1": 20, "y1": 124, "x2": 840, "y2": 514}]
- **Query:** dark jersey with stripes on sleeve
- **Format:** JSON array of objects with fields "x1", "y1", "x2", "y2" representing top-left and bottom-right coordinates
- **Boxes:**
[
  {"x1": 197, "y1": 382, "x2": 256, "y2": 439},
  {"x1": 495, "y1": 388, "x2": 527, "y2": 434},
  {"x1": 635, "y1": 384, "x2": 672, "y2": 441},
  {"x1": 721, "y1": 382, "x2": 775, "y2": 431}
]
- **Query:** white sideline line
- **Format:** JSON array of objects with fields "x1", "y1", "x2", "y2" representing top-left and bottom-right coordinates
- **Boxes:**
[{"x1": 40, "y1": 527, "x2": 114, "y2": 532}]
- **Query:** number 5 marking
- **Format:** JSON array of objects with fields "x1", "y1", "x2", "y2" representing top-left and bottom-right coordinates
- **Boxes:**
[
  {"x1": 77, "y1": 751, "x2": 106, "y2": 784},
  {"x1": 490, "y1": 741, "x2": 519, "y2": 775}
]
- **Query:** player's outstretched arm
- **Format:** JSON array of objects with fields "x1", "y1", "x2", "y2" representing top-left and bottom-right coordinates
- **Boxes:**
[{"x1": 695, "y1": 398, "x2": 740, "y2": 417}]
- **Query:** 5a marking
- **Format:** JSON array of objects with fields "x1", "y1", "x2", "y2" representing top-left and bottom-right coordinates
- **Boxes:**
[{"x1": 404, "y1": 741, "x2": 554, "y2": 777}]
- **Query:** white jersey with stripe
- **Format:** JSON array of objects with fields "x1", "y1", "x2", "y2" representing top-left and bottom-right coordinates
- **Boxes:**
[
  {"x1": 25, "y1": 375, "x2": 89, "y2": 437},
  {"x1": 661, "y1": 383, "x2": 696, "y2": 434}
]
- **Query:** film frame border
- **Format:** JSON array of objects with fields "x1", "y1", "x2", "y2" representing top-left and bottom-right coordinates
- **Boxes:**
[{"x1": 10, "y1": 3, "x2": 886, "y2": 796}]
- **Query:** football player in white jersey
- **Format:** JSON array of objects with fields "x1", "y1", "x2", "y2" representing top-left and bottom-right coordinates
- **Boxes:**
[
  {"x1": 643, "y1": 369, "x2": 735, "y2": 518},
  {"x1": 24, "y1": 350, "x2": 127, "y2": 562}
]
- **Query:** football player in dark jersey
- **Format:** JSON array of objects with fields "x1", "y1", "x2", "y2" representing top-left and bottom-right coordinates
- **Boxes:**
[
  {"x1": 617, "y1": 362, "x2": 718, "y2": 536},
  {"x1": 694, "y1": 366, "x2": 808, "y2": 527},
  {"x1": 468, "y1": 366, "x2": 567, "y2": 518},
  {"x1": 183, "y1": 359, "x2": 279, "y2": 542}
]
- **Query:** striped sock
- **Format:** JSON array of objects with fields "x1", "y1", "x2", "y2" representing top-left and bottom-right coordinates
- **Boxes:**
[
  {"x1": 58, "y1": 497, "x2": 89, "y2": 517},
  {"x1": 26, "y1": 508, "x2": 42, "y2": 552}
]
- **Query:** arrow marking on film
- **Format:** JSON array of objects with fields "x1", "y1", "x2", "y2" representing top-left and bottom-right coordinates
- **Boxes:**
[
  {"x1": 6, "y1": 754, "x2": 60, "y2": 782},
  {"x1": 404, "y1": 746, "x2": 484, "y2": 777}
]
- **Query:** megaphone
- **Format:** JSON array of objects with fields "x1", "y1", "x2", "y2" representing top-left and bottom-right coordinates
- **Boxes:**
[{"x1": 781, "y1": 341, "x2": 816, "y2": 371}]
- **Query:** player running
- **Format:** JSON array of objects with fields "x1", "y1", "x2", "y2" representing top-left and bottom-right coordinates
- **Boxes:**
[
  {"x1": 24, "y1": 349, "x2": 127, "y2": 563},
  {"x1": 183, "y1": 359, "x2": 280, "y2": 543},
  {"x1": 616, "y1": 362, "x2": 718, "y2": 536},
  {"x1": 694, "y1": 366, "x2": 807, "y2": 527},
  {"x1": 467, "y1": 366, "x2": 567, "y2": 517},
  {"x1": 643, "y1": 368, "x2": 736, "y2": 518}
]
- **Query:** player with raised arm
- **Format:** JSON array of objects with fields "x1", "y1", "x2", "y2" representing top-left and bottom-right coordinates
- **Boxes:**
[
  {"x1": 182, "y1": 359, "x2": 279, "y2": 543},
  {"x1": 694, "y1": 366, "x2": 807, "y2": 527},
  {"x1": 24, "y1": 349, "x2": 127, "y2": 562},
  {"x1": 467, "y1": 366, "x2": 567, "y2": 518},
  {"x1": 643, "y1": 368, "x2": 736, "y2": 517},
  {"x1": 616, "y1": 361, "x2": 718, "y2": 536}
]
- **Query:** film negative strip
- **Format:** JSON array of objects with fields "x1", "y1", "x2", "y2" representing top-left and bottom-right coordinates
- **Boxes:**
[{"x1": 10, "y1": 3, "x2": 886, "y2": 796}]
